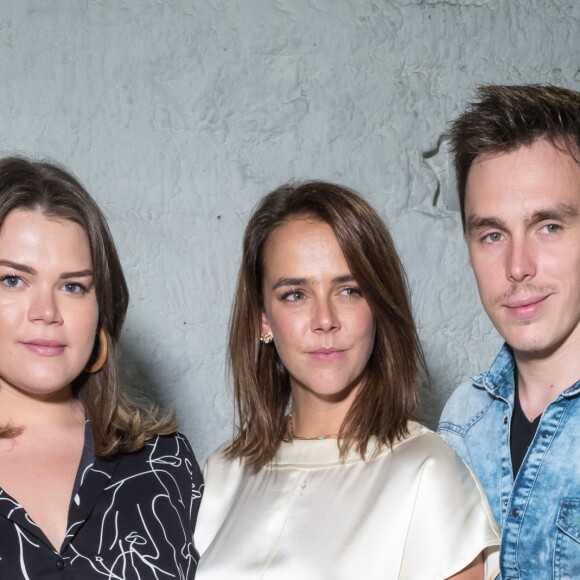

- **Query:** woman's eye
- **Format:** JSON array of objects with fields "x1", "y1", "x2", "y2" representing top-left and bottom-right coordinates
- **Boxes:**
[
  {"x1": 0, "y1": 275, "x2": 23, "y2": 288},
  {"x1": 63, "y1": 282, "x2": 87, "y2": 295},
  {"x1": 282, "y1": 290, "x2": 303, "y2": 302},
  {"x1": 341, "y1": 287, "x2": 362, "y2": 298}
]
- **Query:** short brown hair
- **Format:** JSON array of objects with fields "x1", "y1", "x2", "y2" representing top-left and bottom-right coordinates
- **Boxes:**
[
  {"x1": 0, "y1": 156, "x2": 177, "y2": 455},
  {"x1": 227, "y1": 181, "x2": 427, "y2": 468},
  {"x1": 451, "y1": 84, "x2": 580, "y2": 229}
]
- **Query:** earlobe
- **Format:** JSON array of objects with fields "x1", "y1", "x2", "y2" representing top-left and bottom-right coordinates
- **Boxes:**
[{"x1": 260, "y1": 311, "x2": 274, "y2": 343}]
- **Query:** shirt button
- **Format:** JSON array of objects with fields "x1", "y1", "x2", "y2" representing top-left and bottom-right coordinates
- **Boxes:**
[
  {"x1": 504, "y1": 499, "x2": 509, "y2": 507},
  {"x1": 542, "y1": 430, "x2": 550, "y2": 438},
  {"x1": 56, "y1": 559, "x2": 65, "y2": 570},
  {"x1": 511, "y1": 508, "x2": 519, "y2": 518},
  {"x1": 503, "y1": 416, "x2": 508, "y2": 425}
]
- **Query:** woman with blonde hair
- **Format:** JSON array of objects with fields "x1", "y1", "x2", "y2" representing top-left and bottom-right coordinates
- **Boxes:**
[
  {"x1": 195, "y1": 180, "x2": 499, "y2": 579},
  {"x1": 0, "y1": 157, "x2": 202, "y2": 578}
]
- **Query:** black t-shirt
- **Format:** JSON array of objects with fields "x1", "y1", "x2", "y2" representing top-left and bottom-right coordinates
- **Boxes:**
[{"x1": 510, "y1": 378, "x2": 541, "y2": 478}]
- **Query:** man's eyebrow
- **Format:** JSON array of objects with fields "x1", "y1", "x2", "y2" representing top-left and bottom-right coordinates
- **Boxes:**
[
  {"x1": 61, "y1": 269, "x2": 94, "y2": 280},
  {"x1": 530, "y1": 203, "x2": 578, "y2": 223},
  {"x1": 465, "y1": 216, "x2": 506, "y2": 235},
  {"x1": 0, "y1": 259, "x2": 37, "y2": 274},
  {"x1": 466, "y1": 203, "x2": 579, "y2": 235}
]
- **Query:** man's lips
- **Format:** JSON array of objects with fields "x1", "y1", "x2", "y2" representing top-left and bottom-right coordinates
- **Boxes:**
[
  {"x1": 504, "y1": 295, "x2": 549, "y2": 319},
  {"x1": 21, "y1": 339, "x2": 66, "y2": 356}
]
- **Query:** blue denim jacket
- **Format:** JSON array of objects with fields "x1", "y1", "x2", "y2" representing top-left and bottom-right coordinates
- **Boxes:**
[{"x1": 438, "y1": 344, "x2": 580, "y2": 579}]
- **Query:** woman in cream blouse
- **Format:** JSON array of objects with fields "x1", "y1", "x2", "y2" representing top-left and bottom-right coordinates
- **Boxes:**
[{"x1": 195, "y1": 181, "x2": 499, "y2": 579}]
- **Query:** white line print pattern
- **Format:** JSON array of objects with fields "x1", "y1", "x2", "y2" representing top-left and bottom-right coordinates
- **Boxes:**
[{"x1": 0, "y1": 431, "x2": 203, "y2": 579}]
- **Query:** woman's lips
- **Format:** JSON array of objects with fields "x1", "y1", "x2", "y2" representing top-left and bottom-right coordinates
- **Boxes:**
[
  {"x1": 308, "y1": 348, "x2": 346, "y2": 361},
  {"x1": 22, "y1": 339, "x2": 66, "y2": 356}
]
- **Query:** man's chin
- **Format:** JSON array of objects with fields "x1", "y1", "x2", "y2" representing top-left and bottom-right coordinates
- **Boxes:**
[{"x1": 507, "y1": 335, "x2": 568, "y2": 361}]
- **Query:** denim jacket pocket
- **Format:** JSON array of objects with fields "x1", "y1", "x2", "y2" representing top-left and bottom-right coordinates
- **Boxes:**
[{"x1": 554, "y1": 498, "x2": 580, "y2": 580}]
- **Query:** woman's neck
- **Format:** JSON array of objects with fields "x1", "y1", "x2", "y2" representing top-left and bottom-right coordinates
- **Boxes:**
[
  {"x1": 0, "y1": 383, "x2": 83, "y2": 431},
  {"x1": 289, "y1": 387, "x2": 358, "y2": 439}
]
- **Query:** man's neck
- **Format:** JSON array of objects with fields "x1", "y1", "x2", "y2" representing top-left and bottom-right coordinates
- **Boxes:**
[{"x1": 514, "y1": 340, "x2": 580, "y2": 421}]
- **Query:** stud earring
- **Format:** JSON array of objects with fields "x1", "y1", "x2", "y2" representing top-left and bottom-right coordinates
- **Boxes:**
[
  {"x1": 260, "y1": 331, "x2": 274, "y2": 344},
  {"x1": 86, "y1": 329, "x2": 108, "y2": 373}
]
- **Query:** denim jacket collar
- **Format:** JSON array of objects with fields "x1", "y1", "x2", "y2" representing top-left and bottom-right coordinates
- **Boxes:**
[{"x1": 472, "y1": 342, "x2": 580, "y2": 400}]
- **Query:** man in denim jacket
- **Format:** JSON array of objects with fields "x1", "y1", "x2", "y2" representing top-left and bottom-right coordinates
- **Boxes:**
[{"x1": 438, "y1": 85, "x2": 580, "y2": 579}]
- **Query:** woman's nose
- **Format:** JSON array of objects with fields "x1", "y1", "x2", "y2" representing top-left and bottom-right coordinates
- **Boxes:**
[
  {"x1": 311, "y1": 297, "x2": 339, "y2": 333},
  {"x1": 27, "y1": 287, "x2": 63, "y2": 324}
]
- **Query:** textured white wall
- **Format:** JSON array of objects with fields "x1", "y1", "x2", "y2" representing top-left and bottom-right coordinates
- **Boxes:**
[{"x1": 0, "y1": 0, "x2": 577, "y2": 461}]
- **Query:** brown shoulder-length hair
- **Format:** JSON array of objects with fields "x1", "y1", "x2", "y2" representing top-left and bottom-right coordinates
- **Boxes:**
[
  {"x1": 451, "y1": 84, "x2": 580, "y2": 230},
  {"x1": 0, "y1": 156, "x2": 177, "y2": 455},
  {"x1": 227, "y1": 180, "x2": 428, "y2": 468}
]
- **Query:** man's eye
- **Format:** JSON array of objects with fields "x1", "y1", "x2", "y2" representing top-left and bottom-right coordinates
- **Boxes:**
[
  {"x1": 543, "y1": 223, "x2": 560, "y2": 234},
  {"x1": 484, "y1": 232, "x2": 502, "y2": 243}
]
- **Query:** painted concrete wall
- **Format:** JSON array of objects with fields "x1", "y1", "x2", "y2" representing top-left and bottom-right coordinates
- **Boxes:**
[{"x1": 0, "y1": 0, "x2": 577, "y2": 461}]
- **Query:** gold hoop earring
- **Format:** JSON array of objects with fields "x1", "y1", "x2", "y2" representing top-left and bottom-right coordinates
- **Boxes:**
[
  {"x1": 260, "y1": 331, "x2": 274, "y2": 344},
  {"x1": 86, "y1": 329, "x2": 108, "y2": 373}
]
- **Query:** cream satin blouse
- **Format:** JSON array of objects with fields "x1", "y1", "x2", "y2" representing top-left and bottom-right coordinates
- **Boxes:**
[{"x1": 195, "y1": 422, "x2": 500, "y2": 579}]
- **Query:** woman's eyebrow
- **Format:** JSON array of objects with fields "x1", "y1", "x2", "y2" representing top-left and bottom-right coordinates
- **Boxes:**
[
  {"x1": 271, "y1": 274, "x2": 355, "y2": 290},
  {"x1": 0, "y1": 259, "x2": 36, "y2": 274},
  {"x1": 272, "y1": 277, "x2": 308, "y2": 290},
  {"x1": 334, "y1": 274, "x2": 355, "y2": 284},
  {"x1": 0, "y1": 260, "x2": 93, "y2": 281},
  {"x1": 61, "y1": 269, "x2": 94, "y2": 280}
]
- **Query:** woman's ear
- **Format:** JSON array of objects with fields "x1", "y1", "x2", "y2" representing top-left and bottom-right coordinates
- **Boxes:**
[
  {"x1": 260, "y1": 311, "x2": 274, "y2": 344},
  {"x1": 261, "y1": 310, "x2": 271, "y2": 336}
]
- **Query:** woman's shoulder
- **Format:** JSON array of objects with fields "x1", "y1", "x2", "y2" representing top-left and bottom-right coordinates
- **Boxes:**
[
  {"x1": 391, "y1": 422, "x2": 498, "y2": 525},
  {"x1": 373, "y1": 421, "x2": 490, "y2": 490},
  {"x1": 134, "y1": 431, "x2": 198, "y2": 461},
  {"x1": 203, "y1": 440, "x2": 241, "y2": 476},
  {"x1": 148, "y1": 431, "x2": 196, "y2": 452},
  {"x1": 384, "y1": 421, "x2": 460, "y2": 462},
  {"x1": 110, "y1": 432, "x2": 203, "y2": 486},
  {"x1": 390, "y1": 423, "x2": 500, "y2": 578}
]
